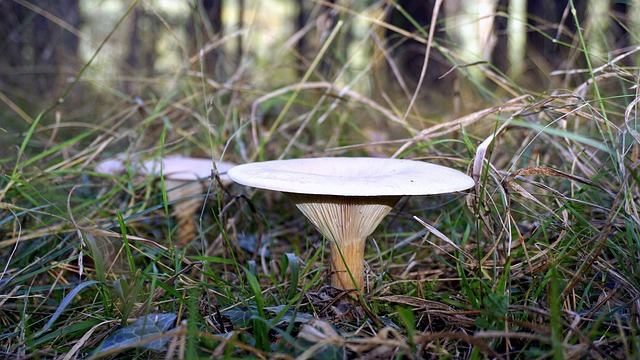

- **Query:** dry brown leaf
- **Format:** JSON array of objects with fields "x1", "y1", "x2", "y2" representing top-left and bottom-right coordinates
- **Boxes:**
[
  {"x1": 395, "y1": 94, "x2": 531, "y2": 159},
  {"x1": 509, "y1": 165, "x2": 600, "y2": 189}
]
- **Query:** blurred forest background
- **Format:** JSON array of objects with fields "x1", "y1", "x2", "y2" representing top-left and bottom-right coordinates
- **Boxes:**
[{"x1": 1, "y1": 0, "x2": 638, "y2": 148}]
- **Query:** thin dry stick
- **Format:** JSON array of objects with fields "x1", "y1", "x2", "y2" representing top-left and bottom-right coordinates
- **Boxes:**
[
  {"x1": 393, "y1": 95, "x2": 531, "y2": 158},
  {"x1": 550, "y1": 44, "x2": 640, "y2": 76},
  {"x1": 0, "y1": 207, "x2": 21, "y2": 285},
  {"x1": 413, "y1": 215, "x2": 476, "y2": 267},
  {"x1": 0, "y1": 91, "x2": 34, "y2": 125},
  {"x1": 12, "y1": 0, "x2": 87, "y2": 43},
  {"x1": 67, "y1": 186, "x2": 86, "y2": 280},
  {"x1": 62, "y1": 320, "x2": 119, "y2": 360}
]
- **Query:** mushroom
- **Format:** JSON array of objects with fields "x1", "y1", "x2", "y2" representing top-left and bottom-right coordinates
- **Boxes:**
[
  {"x1": 227, "y1": 157, "x2": 474, "y2": 291},
  {"x1": 96, "y1": 155, "x2": 235, "y2": 244}
]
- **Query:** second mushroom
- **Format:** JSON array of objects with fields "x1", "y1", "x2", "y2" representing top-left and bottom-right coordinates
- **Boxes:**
[{"x1": 228, "y1": 157, "x2": 473, "y2": 291}]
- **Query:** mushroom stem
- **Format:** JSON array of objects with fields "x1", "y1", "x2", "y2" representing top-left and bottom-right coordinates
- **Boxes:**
[
  {"x1": 286, "y1": 193, "x2": 401, "y2": 290},
  {"x1": 164, "y1": 179, "x2": 205, "y2": 245},
  {"x1": 330, "y1": 235, "x2": 366, "y2": 289}
]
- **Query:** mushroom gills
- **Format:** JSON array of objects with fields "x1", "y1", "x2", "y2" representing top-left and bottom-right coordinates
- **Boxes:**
[{"x1": 286, "y1": 193, "x2": 402, "y2": 290}]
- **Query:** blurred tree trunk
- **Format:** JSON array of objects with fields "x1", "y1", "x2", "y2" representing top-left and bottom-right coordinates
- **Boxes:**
[
  {"x1": 631, "y1": 1, "x2": 640, "y2": 66},
  {"x1": 526, "y1": 0, "x2": 586, "y2": 70},
  {"x1": 294, "y1": 0, "x2": 308, "y2": 76},
  {"x1": 586, "y1": 0, "x2": 629, "y2": 65},
  {"x1": 187, "y1": 0, "x2": 223, "y2": 75},
  {"x1": 586, "y1": 0, "x2": 611, "y2": 65},
  {"x1": 126, "y1": 7, "x2": 142, "y2": 72},
  {"x1": 0, "y1": 0, "x2": 82, "y2": 99},
  {"x1": 383, "y1": 0, "x2": 459, "y2": 106},
  {"x1": 444, "y1": 0, "x2": 498, "y2": 81},
  {"x1": 507, "y1": 0, "x2": 527, "y2": 79},
  {"x1": 317, "y1": 0, "x2": 338, "y2": 76},
  {"x1": 291, "y1": 0, "x2": 344, "y2": 78},
  {"x1": 387, "y1": 0, "x2": 637, "y2": 90},
  {"x1": 203, "y1": 0, "x2": 223, "y2": 73},
  {"x1": 237, "y1": 0, "x2": 244, "y2": 64},
  {"x1": 204, "y1": 0, "x2": 223, "y2": 35},
  {"x1": 125, "y1": 6, "x2": 159, "y2": 94}
]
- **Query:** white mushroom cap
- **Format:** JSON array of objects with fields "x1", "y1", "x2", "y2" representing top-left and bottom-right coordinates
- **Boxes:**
[
  {"x1": 95, "y1": 155, "x2": 235, "y2": 183},
  {"x1": 228, "y1": 157, "x2": 473, "y2": 291},
  {"x1": 95, "y1": 154, "x2": 236, "y2": 245},
  {"x1": 140, "y1": 155, "x2": 235, "y2": 182},
  {"x1": 94, "y1": 154, "x2": 128, "y2": 174},
  {"x1": 227, "y1": 157, "x2": 474, "y2": 196}
]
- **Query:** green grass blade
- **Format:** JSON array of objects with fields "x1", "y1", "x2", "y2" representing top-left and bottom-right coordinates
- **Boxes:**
[{"x1": 33, "y1": 280, "x2": 99, "y2": 337}]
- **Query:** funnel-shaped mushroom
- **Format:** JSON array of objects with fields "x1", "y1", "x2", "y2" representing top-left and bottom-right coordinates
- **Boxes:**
[{"x1": 228, "y1": 157, "x2": 474, "y2": 291}]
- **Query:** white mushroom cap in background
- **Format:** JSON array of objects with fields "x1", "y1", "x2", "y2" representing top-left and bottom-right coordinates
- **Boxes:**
[
  {"x1": 227, "y1": 157, "x2": 474, "y2": 196},
  {"x1": 138, "y1": 155, "x2": 235, "y2": 183},
  {"x1": 94, "y1": 154, "x2": 128, "y2": 174},
  {"x1": 96, "y1": 155, "x2": 235, "y2": 183},
  {"x1": 95, "y1": 154, "x2": 236, "y2": 244}
]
